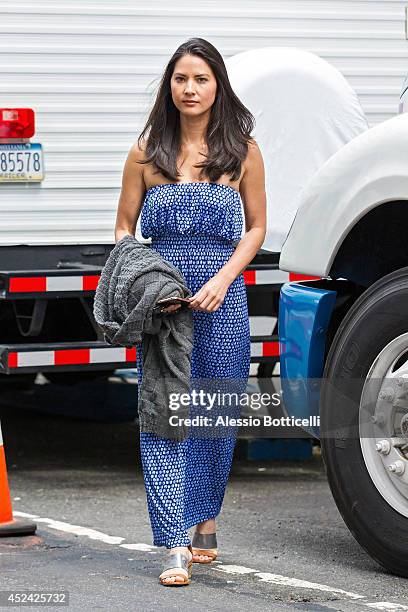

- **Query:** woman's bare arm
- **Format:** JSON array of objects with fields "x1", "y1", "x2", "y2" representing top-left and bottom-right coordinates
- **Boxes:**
[
  {"x1": 216, "y1": 139, "x2": 267, "y2": 283},
  {"x1": 114, "y1": 142, "x2": 146, "y2": 243},
  {"x1": 187, "y1": 139, "x2": 267, "y2": 312}
]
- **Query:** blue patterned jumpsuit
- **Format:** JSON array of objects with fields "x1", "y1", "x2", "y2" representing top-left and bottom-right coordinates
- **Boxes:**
[{"x1": 137, "y1": 182, "x2": 251, "y2": 549}]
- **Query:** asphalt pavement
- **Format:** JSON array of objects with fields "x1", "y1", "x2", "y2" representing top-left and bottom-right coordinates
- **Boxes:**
[{"x1": 0, "y1": 385, "x2": 408, "y2": 611}]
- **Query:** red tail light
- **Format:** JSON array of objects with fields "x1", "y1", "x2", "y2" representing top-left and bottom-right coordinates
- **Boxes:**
[{"x1": 0, "y1": 108, "x2": 35, "y2": 138}]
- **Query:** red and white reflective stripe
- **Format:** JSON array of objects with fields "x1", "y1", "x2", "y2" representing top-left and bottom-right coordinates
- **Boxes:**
[
  {"x1": 251, "y1": 341, "x2": 280, "y2": 358},
  {"x1": 8, "y1": 275, "x2": 100, "y2": 293},
  {"x1": 7, "y1": 346, "x2": 137, "y2": 368},
  {"x1": 288, "y1": 272, "x2": 320, "y2": 282},
  {"x1": 243, "y1": 270, "x2": 319, "y2": 285},
  {"x1": 243, "y1": 269, "x2": 289, "y2": 285},
  {"x1": 8, "y1": 271, "x2": 318, "y2": 293}
]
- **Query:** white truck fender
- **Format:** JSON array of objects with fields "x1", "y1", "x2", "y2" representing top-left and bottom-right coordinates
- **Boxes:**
[{"x1": 279, "y1": 112, "x2": 408, "y2": 277}]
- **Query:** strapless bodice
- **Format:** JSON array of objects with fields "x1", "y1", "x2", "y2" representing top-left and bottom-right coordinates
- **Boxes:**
[{"x1": 140, "y1": 182, "x2": 243, "y2": 243}]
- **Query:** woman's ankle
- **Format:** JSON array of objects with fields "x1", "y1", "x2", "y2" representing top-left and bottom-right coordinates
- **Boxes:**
[{"x1": 195, "y1": 518, "x2": 216, "y2": 534}]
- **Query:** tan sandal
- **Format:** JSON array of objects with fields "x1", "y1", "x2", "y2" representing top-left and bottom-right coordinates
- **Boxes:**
[
  {"x1": 159, "y1": 545, "x2": 193, "y2": 586},
  {"x1": 191, "y1": 532, "x2": 218, "y2": 564}
]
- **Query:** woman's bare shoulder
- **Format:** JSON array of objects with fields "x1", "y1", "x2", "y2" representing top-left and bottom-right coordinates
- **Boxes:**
[
  {"x1": 247, "y1": 137, "x2": 261, "y2": 155},
  {"x1": 128, "y1": 138, "x2": 148, "y2": 163},
  {"x1": 247, "y1": 137, "x2": 259, "y2": 147},
  {"x1": 242, "y1": 138, "x2": 264, "y2": 172}
]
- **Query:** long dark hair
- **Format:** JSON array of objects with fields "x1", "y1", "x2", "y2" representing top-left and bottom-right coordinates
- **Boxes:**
[{"x1": 137, "y1": 37, "x2": 255, "y2": 182}]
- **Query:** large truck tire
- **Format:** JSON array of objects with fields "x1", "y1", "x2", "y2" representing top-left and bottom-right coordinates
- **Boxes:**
[{"x1": 321, "y1": 266, "x2": 408, "y2": 577}]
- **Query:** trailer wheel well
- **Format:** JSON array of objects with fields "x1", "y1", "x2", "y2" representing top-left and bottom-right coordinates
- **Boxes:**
[{"x1": 329, "y1": 200, "x2": 408, "y2": 287}]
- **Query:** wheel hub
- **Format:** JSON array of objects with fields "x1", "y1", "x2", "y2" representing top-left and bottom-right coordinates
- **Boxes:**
[
  {"x1": 360, "y1": 333, "x2": 408, "y2": 517},
  {"x1": 400, "y1": 413, "x2": 408, "y2": 438}
]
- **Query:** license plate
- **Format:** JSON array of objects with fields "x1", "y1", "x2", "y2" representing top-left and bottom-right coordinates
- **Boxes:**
[{"x1": 0, "y1": 143, "x2": 44, "y2": 182}]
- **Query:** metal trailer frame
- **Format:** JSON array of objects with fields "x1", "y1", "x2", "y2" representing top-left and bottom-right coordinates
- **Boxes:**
[{"x1": 0, "y1": 243, "x2": 288, "y2": 379}]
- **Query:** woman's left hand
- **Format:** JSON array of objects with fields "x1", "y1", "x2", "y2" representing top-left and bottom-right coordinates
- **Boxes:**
[{"x1": 187, "y1": 274, "x2": 233, "y2": 313}]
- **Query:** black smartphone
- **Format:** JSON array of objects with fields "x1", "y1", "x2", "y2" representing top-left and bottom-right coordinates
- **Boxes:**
[{"x1": 154, "y1": 295, "x2": 191, "y2": 311}]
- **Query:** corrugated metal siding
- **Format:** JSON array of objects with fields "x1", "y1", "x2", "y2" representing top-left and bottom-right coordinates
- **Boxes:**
[{"x1": 0, "y1": 0, "x2": 407, "y2": 246}]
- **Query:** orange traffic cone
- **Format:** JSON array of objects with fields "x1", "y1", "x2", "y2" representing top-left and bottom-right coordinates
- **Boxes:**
[{"x1": 0, "y1": 420, "x2": 36, "y2": 536}]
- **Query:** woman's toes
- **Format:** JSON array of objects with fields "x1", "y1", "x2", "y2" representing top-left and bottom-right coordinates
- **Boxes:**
[
  {"x1": 161, "y1": 570, "x2": 188, "y2": 583},
  {"x1": 193, "y1": 553, "x2": 210, "y2": 562},
  {"x1": 164, "y1": 575, "x2": 175, "y2": 583}
]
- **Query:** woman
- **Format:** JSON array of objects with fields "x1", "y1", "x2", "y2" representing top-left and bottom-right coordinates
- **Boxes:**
[{"x1": 114, "y1": 37, "x2": 266, "y2": 586}]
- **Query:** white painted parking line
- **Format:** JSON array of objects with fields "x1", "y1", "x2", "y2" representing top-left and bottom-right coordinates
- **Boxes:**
[
  {"x1": 215, "y1": 565, "x2": 363, "y2": 599},
  {"x1": 120, "y1": 543, "x2": 157, "y2": 552},
  {"x1": 364, "y1": 605, "x2": 408, "y2": 611},
  {"x1": 214, "y1": 564, "x2": 255, "y2": 575},
  {"x1": 255, "y1": 571, "x2": 364, "y2": 598},
  {"x1": 13, "y1": 510, "x2": 408, "y2": 610},
  {"x1": 14, "y1": 511, "x2": 125, "y2": 545}
]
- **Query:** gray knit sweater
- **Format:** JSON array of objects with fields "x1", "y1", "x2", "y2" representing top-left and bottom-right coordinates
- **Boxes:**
[{"x1": 93, "y1": 234, "x2": 194, "y2": 440}]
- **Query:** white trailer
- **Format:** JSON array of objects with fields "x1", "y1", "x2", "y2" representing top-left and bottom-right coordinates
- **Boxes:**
[{"x1": 0, "y1": 1, "x2": 405, "y2": 387}]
